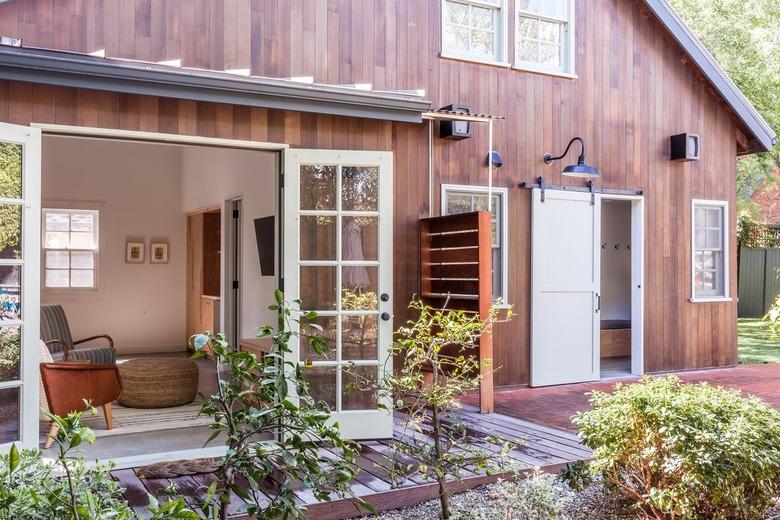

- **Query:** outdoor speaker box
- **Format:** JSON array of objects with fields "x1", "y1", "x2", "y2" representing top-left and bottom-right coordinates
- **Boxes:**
[
  {"x1": 439, "y1": 104, "x2": 472, "y2": 140},
  {"x1": 670, "y1": 133, "x2": 700, "y2": 161},
  {"x1": 254, "y1": 216, "x2": 275, "y2": 276}
]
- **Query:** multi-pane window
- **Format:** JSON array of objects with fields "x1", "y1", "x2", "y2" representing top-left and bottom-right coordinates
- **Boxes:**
[
  {"x1": 442, "y1": 185, "x2": 508, "y2": 304},
  {"x1": 443, "y1": 0, "x2": 504, "y2": 62},
  {"x1": 42, "y1": 209, "x2": 99, "y2": 289},
  {"x1": 692, "y1": 201, "x2": 727, "y2": 299},
  {"x1": 515, "y1": 0, "x2": 573, "y2": 73}
]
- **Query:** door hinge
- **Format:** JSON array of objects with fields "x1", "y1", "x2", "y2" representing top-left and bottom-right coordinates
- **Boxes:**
[
  {"x1": 279, "y1": 278, "x2": 284, "y2": 292},
  {"x1": 589, "y1": 180, "x2": 596, "y2": 205},
  {"x1": 232, "y1": 208, "x2": 239, "y2": 219},
  {"x1": 539, "y1": 176, "x2": 546, "y2": 203},
  {"x1": 279, "y1": 173, "x2": 284, "y2": 188},
  {"x1": 232, "y1": 280, "x2": 239, "y2": 289},
  {"x1": 595, "y1": 293, "x2": 601, "y2": 313}
]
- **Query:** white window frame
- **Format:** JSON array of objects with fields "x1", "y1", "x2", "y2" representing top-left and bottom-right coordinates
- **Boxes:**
[
  {"x1": 41, "y1": 206, "x2": 100, "y2": 291},
  {"x1": 441, "y1": 184, "x2": 509, "y2": 306},
  {"x1": 690, "y1": 199, "x2": 731, "y2": 302},
  {"x1": 514, "y1": 0, "x2": 576, "y2": 78},
  {"x1": 440, "y1": 0, "x2": 510, "y2": 67}
]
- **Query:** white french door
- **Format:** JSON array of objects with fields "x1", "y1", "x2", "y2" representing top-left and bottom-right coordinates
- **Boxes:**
[
  {"x1": 531, "y1": 188, "x2": 600, "y2": 387},
  {"x1": 0, "y1": 123, "x2": 41, "y2": 450},
  {"x1": 283, "y1": 149, "x2": 393, "y2": 440}
]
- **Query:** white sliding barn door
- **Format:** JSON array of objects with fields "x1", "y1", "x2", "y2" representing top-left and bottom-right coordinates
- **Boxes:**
[
  {"x1": 283, "y1": 149, "x2": 393, "y2": 440},
  {"x1": 531, "y1": 189, "x2": 600, "y2": 387},
  {"x1": 0, "y1": 123, "x2": 41, "y2": 450}
]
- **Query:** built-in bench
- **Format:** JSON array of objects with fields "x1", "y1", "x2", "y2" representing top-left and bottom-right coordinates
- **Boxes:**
[{"x1": 601, "y1": 319, "x2": 631, "y2": 358}]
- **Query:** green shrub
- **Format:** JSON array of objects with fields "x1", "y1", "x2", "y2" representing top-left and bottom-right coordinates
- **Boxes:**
[
  {"x1": 558, "y1": 460, "x2": 592, "y2": 493},
  {"x1": 574, "y1": 375, "x2": 780, "y2": 520},
  {"x1": 457, "y1": 471, "x2": 573, "y2": 520}
]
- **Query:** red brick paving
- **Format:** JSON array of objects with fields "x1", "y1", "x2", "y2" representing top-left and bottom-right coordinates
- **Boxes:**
[{"x1": 463, "y1": 364, "x2": 780, "y2": 432}]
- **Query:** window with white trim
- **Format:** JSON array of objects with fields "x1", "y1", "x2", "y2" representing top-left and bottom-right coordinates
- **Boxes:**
[
  {"x1": 442, "y1": 0, "x2": 505, "y2": 63},
  {"x1": 442, "y1": 185, "x2": 508, "y2": 304},
  {"x1": 42, "y1": 209, "x2": 99, "y2": 289},
  {"x1": 692, "y1": 201, "x2": 727, "y2": 299},
  {"x1": 515, "y1": 0, "x2": 574, "y2": 74}
]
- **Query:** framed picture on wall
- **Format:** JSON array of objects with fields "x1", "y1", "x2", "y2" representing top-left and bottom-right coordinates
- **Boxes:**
[
  {"x1": 126, "y1": 241, "x2": 145, "y2": 264},
  {"x1": 150, "y1": 242, "x2": 169, "y2": 264}
]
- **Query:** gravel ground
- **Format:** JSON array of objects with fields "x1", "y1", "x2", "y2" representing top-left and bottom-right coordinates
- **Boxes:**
[{"x1": 360, "y1": 479, "x2": 780, "y2": 520}]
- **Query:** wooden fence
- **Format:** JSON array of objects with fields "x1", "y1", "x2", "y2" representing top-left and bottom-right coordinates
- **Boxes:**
[
  {"x1": 738, "y1": 247, "x2": 780, "y2": 317},
  {"x1": 420, "y1": 211, "x2": 494, "y2": 413}
]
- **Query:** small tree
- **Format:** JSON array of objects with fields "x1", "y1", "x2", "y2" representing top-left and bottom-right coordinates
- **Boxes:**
[
  {"x1": 191, "y1": 290, "x2": 363, "y2": 519},
  {"x1": 376, "y1": 299, "x2": 513, "y2": 519}
]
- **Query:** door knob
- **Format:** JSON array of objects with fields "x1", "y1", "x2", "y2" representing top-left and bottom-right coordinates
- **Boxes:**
[
  {"x1": 381, "y1": 312, "x2": 391, "y2": 321},
  {"x1": 380, "y1": 293, "x2": 390, "y2": 302}
]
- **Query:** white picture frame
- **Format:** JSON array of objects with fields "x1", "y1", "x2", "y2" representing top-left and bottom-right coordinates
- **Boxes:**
[
  {"x1": 150, "y1": 242, "x2": 169, "y2": 264},
  {"x1": 126, "y1": 241, "x2": 145, "y2": 264}
]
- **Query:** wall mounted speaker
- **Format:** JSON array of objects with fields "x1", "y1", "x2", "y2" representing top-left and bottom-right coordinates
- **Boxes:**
[
  {"x1": 439, "y1": 104, "x2": 472, "y2": 140},
  {"x1": 670, "y1": 133, "x2": 700, "y2": 161}
]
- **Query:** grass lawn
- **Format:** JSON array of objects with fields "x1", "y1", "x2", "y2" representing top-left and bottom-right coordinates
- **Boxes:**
[{"x1": 738, "y1": 318, "x2": 780, "y2": 364}]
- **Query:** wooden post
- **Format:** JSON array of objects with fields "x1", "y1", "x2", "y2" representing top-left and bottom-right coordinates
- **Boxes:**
[{"x1": 477, "y1": 211, "x2": 494, "y2": 413}]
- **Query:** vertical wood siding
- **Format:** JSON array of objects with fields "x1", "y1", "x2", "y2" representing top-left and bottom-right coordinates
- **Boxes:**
[{"x1": 0, "y1": 0, "x2": 739, "y2": 385}]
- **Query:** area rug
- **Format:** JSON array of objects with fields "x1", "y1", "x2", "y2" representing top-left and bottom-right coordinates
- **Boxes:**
[{"x1": 40, "y1": 402, "x2": 212, "y2": 439}]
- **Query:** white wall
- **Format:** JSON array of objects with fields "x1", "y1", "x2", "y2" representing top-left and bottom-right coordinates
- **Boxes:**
[
  {"x1": 42, "y1": 137, "x2": 187, "y2": 354},
  {"x1": 180, "y1": 147, "x2": 278, "y2": 338},
  {"x1": 601, "y1": 200, "x2": 632, "y2": 321}
]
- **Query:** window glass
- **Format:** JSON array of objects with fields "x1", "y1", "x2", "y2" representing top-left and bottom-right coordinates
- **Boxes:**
[
  {"x1": 693, "y1": 203, "x2": 726, "y2": 298},
  {"x1": 516, "y1": 0, "x2": 571, "y2": 73},
  {"x1": 443, "y1": 188, "x2": 506, "y2": 303},
  {"x1": 443, "y1": 0, "x2": 502, "y2": 62},
  {"x1": 42, "y1": 209, "x2": 99, "y2": 290}
]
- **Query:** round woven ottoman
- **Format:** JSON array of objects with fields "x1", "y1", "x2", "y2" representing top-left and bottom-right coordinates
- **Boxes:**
[{"x1": 118, "y1": 358, "x2": 199, "y2": 408}]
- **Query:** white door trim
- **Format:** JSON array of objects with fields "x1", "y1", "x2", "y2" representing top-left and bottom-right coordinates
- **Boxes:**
[
  {"x1": 598, "y1": 194, "x2": 645, "y2": 376},
  {"x1": 283, "y1": 149, "x2": 394, "y2": 439},
  {"x1": 0, "y1": 123, "x2": 41, "y2": 452}
]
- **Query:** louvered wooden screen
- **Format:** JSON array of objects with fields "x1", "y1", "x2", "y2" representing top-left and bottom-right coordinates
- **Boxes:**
[{"x1": 419, "y1": 211, "x2": 494, "y2": 413}]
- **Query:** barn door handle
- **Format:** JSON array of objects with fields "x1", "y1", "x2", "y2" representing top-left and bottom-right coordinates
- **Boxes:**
[{"x1": 595, "y1": 293, "x2": 601, "y2": 313}]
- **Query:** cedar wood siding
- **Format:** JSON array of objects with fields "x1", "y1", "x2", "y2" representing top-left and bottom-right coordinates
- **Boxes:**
[{"x1": 0, "y1": 0, "x2": 739, "y2": 387}]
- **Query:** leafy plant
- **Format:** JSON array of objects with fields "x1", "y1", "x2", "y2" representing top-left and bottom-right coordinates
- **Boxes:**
[
  {"x1": 0, "y1": 408, "x2": 135, "y2": 519},
  {"x1": 373, "y1": 299, "x2": 513, "y2": 519},
  {"x1": 191, "y1": 289, "x2": 363, "y2": 519},
  {"x1": 574, "y1": 375, "x2": 780, "y2": 520},
  {"x1": 763, "y1": 294, "x2": 780, "y2": 335},
  {"x1": 558, "y1": 460, "x2": 592, "y2": 493},
  {"x1": 458, "y1": 470, "x2": 574, "y2": 520},
  {"x1": 0, "y1": 143, "x2": 21, "y2": 258},
  {"x1": 0, "y1": 328, "x2": 20, "y2": 381}
]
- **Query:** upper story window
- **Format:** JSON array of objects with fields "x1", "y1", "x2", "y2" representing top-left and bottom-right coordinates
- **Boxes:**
[
  {"x1": 442, "y1": 0, "x2": 506, "y2": 64},
  {"x1": 442, "y1": 185, "x2": 509, "y2": 305},
  {"x1": 515, "y1": 0, "x2": 575, "y2": 75},
  {"x1": 42, "y1": 208, "x2": 99, "y2": 289},
  {"x1": 691, "y1": 200, "x2": 729, "y2": 301}
]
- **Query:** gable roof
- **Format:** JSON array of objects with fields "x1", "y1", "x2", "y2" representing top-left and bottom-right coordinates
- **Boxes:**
[{"x1": 642, "y1": 0, "x2": 777, "y2": 153}]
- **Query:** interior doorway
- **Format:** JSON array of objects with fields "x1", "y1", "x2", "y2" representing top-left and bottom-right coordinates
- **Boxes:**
[{"x1": 598, "y1": 194, "x2": 644, "y2": 379}]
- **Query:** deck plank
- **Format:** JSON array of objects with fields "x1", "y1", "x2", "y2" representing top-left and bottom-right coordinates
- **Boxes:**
[{"x1": 115, "y1": 408, "x2": 588, "y2": 519}]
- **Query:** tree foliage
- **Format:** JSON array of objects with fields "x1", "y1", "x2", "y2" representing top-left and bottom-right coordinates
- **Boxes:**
[
  {"x1": 668, "y1": 0, "x2": 780, "y2": 217},
  {"x1": 0, "y1": 143, "x2": 22, "y2": 257}
]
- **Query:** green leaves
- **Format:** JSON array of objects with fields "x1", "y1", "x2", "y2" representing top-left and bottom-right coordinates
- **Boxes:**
[
  {"x1": 190, "y1": 292, "x2": 361, "y2": 519},
  {"x1": 574, "y1": 375, "x2": 780, "y2": 519},
  {"x1": 8, "y1": 444, "x2": 19, "y2": 474}
]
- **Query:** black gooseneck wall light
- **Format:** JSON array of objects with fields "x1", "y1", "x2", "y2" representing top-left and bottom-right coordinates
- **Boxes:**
[{"x1": 543, "y1": 137, "x2": 599, "y2": 178}]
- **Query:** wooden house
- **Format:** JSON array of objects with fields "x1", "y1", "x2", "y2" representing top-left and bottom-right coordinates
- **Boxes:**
[{"x1": 0, "y1": 0, "x2": 774, "y2": 458}]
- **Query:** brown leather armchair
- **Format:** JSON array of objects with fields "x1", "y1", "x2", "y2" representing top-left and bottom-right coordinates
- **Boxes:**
[{"x1": 39, "y1": 362, "x2": 123, "y2": 449}]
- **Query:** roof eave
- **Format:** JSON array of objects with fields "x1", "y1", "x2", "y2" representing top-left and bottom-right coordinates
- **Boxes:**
[
  {"x1": 642, "y1": 0, "x2": 777, "y2": 153},
  {"x1": 0, "y1": 46, "x2": 431, "y2": 124}
]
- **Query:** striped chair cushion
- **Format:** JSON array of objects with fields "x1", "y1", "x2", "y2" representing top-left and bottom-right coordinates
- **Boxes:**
[
  {"x1": 40, "y1": 304, "x2": 116, "y2": 364},
  {"x1": 40, "y1": 304, "x2": 74, "y2": 354}
]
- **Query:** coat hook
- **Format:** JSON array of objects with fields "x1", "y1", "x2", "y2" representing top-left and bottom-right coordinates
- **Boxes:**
[
  {"x1": 601, "y1": 242, "x2": 607, "y2": 249},
  {"x1": 614, "y1": 243, "x2": 620, "y2": 249},
  {"x1": 627, "y1": 244, "x2": 631, "y2": 250}
]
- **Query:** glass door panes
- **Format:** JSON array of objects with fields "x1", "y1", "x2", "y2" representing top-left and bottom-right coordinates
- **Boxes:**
[
  {"x1": 298, "y1": 163, "x2": 381, "y2": 413},
  {"x1": 0, "y1": 126, "x2": 39, "y2": 449}
]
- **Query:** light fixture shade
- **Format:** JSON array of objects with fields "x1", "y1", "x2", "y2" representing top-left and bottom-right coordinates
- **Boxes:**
[{"x1": 562, "y1": 163, "x2": 599, "y2": 178}]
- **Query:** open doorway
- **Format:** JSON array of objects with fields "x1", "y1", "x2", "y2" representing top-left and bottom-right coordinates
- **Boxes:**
[
  {"x1": 599, "y1": 195, "x2": 644, "y2": 379},
  {"x1": 39, "y1": 133, "x2": 279, "y2": 463}
]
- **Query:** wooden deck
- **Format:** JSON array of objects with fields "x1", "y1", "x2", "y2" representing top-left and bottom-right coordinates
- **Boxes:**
[{"x1": 112, "y1": 404, "x2": 591, "y2": 519}]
